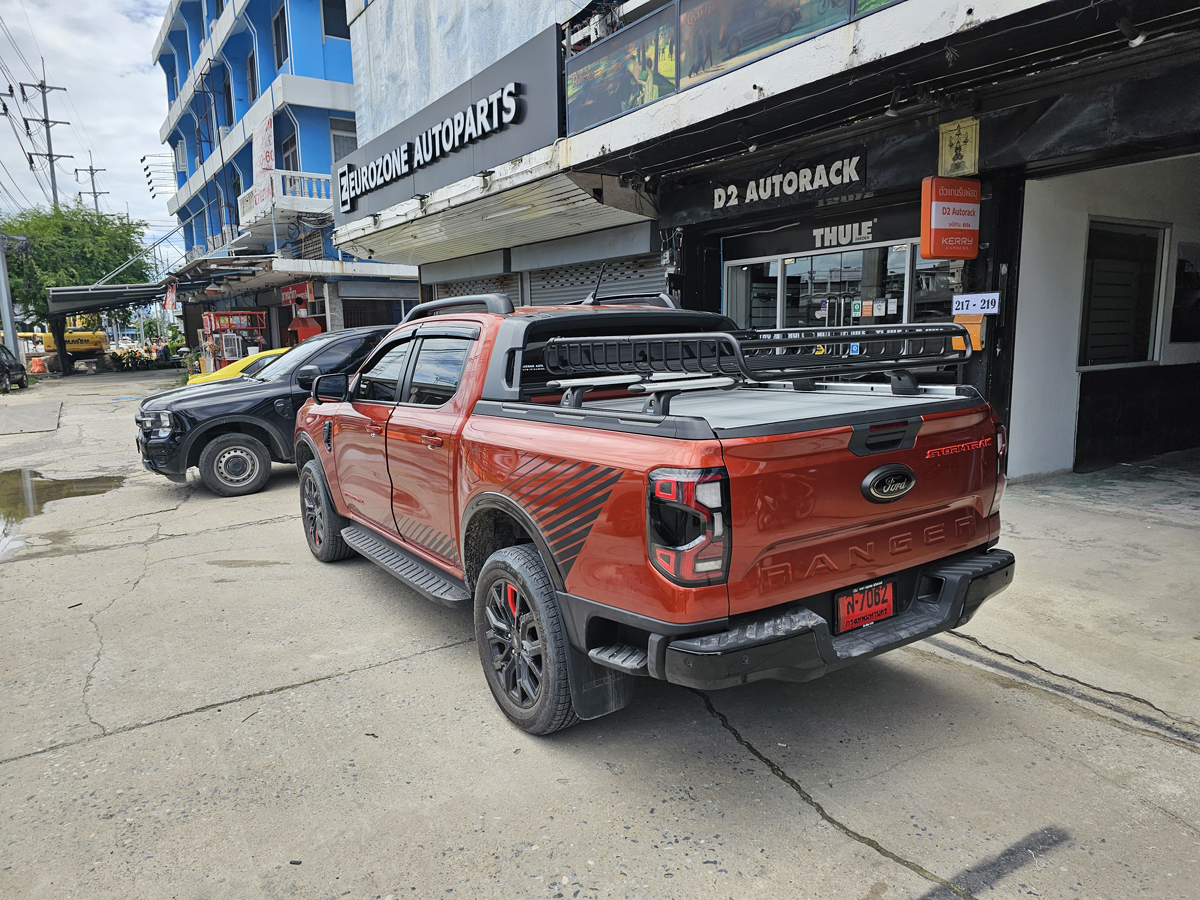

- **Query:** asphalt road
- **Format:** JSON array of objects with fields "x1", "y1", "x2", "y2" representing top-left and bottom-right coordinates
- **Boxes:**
[{"x1": 1, "y1": 373, "x2": 1197, "y2": 900}]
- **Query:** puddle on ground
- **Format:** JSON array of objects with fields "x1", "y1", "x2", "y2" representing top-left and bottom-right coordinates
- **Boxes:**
[{"x1": 0, "y1": 468, "x2": 125, "y2": 560}]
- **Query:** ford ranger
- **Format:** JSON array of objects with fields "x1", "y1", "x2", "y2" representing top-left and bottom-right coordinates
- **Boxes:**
[{"x1": 293, "y1": 294, "x2": 1013, "y2": 734}]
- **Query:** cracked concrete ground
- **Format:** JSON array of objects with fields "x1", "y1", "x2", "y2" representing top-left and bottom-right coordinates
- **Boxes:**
[{"x1": 1, "y1": 373, "x2": 1198, "y2": 899}]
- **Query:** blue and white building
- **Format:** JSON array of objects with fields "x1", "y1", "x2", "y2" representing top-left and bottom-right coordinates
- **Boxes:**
[{"x1": 153, "y1": 0, "x2": 416, "y2": 346}]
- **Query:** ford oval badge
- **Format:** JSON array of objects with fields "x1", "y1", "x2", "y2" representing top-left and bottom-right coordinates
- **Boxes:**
[{"x1": 862, "y1": 465, "x2": 916, "y2": 503}]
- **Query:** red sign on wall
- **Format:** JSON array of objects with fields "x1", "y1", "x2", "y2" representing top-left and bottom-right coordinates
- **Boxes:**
[
  {"x1": 281, "y1": 281, "x2": 312, "y2": 311},
  {"x1": 921, "y1": 176, "x2": 981, "y2": 260}
]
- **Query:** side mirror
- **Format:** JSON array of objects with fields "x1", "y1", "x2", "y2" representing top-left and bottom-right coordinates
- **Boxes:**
[
  {"x1": 296, "y1": 364, "x2": 320, "y2": 390},
  {"x1": 312, "y1": 373, "x2": 349, "y2": 403}
]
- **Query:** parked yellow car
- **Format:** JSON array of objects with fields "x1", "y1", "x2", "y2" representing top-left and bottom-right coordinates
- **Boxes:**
[{"x1": 187, "y1": 347, "x2": 289, "y2": 385}]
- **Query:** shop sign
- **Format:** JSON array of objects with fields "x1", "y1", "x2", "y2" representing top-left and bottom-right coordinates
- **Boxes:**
[
  {"x1": 282, "y1": 281, "x2": 312, "y2": 312},
  {"x1": 333, "y1": 26, "x2": 563, "y2": 226},
  {"x1": 339, "y1": 83, "x2": 521, "y2": 214},
  {"x1": 250, "y1": 117, "x2": 275, "y2": 218},
  {"x1": 921, "y1": 176, "x2": 980, "y2": 260},
  {"x1": 713, "y1": 155, "x2": 863, "y2": 210}
]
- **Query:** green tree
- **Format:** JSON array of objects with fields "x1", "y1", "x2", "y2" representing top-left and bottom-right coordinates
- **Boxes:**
[{"x1": 0, "y1": 205, "x2": 153, "y2": 326}]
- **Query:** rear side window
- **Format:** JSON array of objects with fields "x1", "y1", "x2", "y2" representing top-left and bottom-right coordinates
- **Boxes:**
[
  {"x1": 406, "y1": 338, "x2": 471, "y2": 406},
  {"x1": 355, "y1": 341, "x2": 413, "y2": 402}
]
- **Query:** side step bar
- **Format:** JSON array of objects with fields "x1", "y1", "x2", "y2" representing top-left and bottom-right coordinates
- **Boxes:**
[
  {"x1": 341, "y1": 525, "x2": 471, "y2": 609},
  {"x1": 588, "y1": 643, "x2": 649, "y2": 675}
]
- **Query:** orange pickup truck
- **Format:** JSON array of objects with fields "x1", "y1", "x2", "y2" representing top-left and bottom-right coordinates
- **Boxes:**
[{"x1": 294, "y1": 294, "x2": 1014, "y2": 734}]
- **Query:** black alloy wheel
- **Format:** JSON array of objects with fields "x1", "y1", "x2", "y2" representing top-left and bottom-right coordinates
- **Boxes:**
[
  {"x1": 300, "y1": 460, "x2": 353, "y2": 562},
  {"x1": 474, "y1": 545, "x2": 578, "y2": 735},
  {"x1": 16, "y1": 370, "x2": 28, "y2": 389},
  {"x1": 485, "y1": 577, "x2": 545, "y2": 709}
]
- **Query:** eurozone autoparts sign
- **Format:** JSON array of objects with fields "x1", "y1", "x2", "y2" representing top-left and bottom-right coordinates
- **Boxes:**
[
  {"x1": 339, "y1": 83, "x2": 521, "y2": 214},
  {"x1": 712, "y1": 154, "x2": 863, "y2": 210}
]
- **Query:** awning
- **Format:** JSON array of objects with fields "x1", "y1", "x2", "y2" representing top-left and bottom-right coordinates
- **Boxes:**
[
  {"x1": 46, "y1": 279, "x2": 211, "y2": 318},
  {"x1": 337, "y1": 173, "x2": 657, "y2": 267}
]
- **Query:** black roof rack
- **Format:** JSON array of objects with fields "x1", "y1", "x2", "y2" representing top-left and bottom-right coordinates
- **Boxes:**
[
  {"x1": 542, "y1": 323, "x2": 973, "y2": 383},
  {"x1": 401, "y1": 293, "x2": 514, "y2": 323}
]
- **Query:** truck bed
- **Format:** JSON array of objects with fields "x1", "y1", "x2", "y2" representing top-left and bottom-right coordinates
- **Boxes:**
[{"x1": 583, "y1": 382, "x2": 978, "y2": 435}]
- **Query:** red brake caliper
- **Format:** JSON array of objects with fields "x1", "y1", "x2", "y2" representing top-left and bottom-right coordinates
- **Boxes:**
[{"x1": 506, "y1": 583, "x2": 518, "y2": 618}]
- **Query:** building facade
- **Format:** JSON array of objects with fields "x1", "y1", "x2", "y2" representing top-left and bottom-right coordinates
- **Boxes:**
[
  {"x1": 153, "y1": 0, "x2": 417, "y2": 350},
  {"x1": 333, "y1": 0, "x2": 1200, "y2": 479}
]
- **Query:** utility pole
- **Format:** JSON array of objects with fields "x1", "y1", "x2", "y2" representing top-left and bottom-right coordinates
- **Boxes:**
[
  {"x1": 0, "y1": 233, "x2": 28, "y2": 364},
  {"x1": 21, "y1": 72, "x2": 70, "y2": 209},
  {"x1": 75, "y1": 151, "x2": 107, "y2": 212}
]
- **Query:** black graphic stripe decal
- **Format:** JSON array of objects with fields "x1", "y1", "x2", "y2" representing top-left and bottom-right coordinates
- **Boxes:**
[
  {"x1": 504, "y1": 454, "x2": 622, "y2": 577},
  {"x1": 395, "y1": 514, "x2": 460, "y2": 565}
]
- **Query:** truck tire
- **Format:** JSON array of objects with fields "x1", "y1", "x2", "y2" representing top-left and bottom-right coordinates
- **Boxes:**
[
  {"x1": 474, "y1": 544, "x2": 579, "y2": 736},
  {"x1": 17, "y1": 371, "x2": 28, "y2": 389},
  {"x1": 300, "y1": 460, "x2": 354, "y2": 562},
  {"x1": 198, "y1": 433, "x2": 272, "y2": 497}
]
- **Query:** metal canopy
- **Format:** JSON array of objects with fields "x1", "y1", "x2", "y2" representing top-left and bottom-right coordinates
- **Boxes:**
[
  {"x1": 45, "y1": 280, "x2": 209, "y2": 317},
  {"x1": 345, "y1": 174, "x2": 656, "y2": 267}
]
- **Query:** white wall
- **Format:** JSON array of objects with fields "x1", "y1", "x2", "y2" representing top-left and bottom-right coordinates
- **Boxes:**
[
  {"x1": 347, "y1": 0, "x2": 579, "y2": 144},
  {"x1": 1008, "y1": 154, "x2": 1200, "y2": 479}
]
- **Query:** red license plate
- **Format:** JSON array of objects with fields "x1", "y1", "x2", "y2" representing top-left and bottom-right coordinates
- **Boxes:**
[{"x1": 835, "y1": 579, "x2": 895, "y2": 634}]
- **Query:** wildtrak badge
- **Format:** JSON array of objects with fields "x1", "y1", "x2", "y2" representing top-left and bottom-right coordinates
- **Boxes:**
[{"x1": 712, "y1": 155, "x2": 862, "y2": 210}]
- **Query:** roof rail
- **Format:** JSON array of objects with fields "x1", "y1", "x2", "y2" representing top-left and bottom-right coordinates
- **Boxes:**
[
  {"x1": 401, "y1": 293, "x2": 515, "y2": 323},
  {"x1": 578, "y1": 292, "x2": 677, "y2": 308}
]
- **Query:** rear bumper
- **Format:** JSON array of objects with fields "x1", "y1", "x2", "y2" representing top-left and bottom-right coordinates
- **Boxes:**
[{"x1": 663, "y1": 548, "x2": 1014, "y2": 690}]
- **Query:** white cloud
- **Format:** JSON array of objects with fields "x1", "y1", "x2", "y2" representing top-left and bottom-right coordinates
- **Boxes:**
[{"x1": 0, "y1": 0, "x2": 181, "y2": 254}]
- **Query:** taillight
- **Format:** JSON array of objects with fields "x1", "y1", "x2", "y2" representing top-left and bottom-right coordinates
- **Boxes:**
[
  {"x1": 990, "y1": 423, "x2": 1007, "y2": 515},
  {"x1": 647, "y1": 467, "x2": 731, "y2": 586}
]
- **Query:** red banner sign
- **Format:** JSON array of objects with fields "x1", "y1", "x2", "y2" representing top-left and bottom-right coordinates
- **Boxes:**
[
  {"x1": 920, "y1": 176, "x2": 981, "y2": 260},
  {"x1": 281, "y1": 281, "x2": 312, "y2": 311}
]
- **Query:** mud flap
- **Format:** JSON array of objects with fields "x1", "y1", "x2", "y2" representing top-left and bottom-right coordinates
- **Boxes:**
[{"x1": 565, "y1": 643, "x2": 636, "y2": 720}]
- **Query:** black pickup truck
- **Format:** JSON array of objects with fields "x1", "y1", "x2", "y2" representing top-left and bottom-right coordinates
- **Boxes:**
[{"x1": 136, "y1": 326, "x2": 388, "y2": 495}]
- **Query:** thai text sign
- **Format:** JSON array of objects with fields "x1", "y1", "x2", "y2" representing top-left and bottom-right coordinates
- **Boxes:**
[{"x1": 921, "y1": 176, "x2": 980, "y2": 260}]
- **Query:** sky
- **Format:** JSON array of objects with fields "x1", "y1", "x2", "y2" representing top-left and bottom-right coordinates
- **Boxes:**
[{"x1": 0, "y1": 0, "x2": 184, "y2": 268}]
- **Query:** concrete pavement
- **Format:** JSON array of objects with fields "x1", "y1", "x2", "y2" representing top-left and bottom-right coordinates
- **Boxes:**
[{"x1": 1, "y1": 373, "x2": 1197, "y2": 899}]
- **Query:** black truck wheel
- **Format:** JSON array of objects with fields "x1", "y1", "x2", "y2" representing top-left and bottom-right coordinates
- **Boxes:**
[
  {"x1": 198, "y1": 433, "x2": 272, "y2": 496},
  {"x1": 300, "y1": 460, "x2": 354, "y2": 562},
  {"x1": 475, "y1": 544, "x2": 579, "y2": 735},
  {"x1": 17, "y1": 371, "x2": 28, "y2": 389}
]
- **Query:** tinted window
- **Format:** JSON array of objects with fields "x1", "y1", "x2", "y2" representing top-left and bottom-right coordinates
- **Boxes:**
[
  {"x1": 406, "y1": 338, "x2": 471, "y2": 406},
  {"x1": 355, "y1": 341, "x2": 412, "y2": 402}
]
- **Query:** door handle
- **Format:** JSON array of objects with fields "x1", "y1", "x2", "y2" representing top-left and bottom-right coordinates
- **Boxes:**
[
  {"x1": 367, "y1": 423, "x2": 384, "y2": 436},
  {"x1": 421, "y1": 432, "x2": 443, "y2": 449}
]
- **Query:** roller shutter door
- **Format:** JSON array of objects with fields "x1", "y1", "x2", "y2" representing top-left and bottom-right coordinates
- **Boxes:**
[
  {"x1": 529, "y1": 255, "x2": 667, "y2": 306},
  {"x1": 435, "y1": 274, "x2": 517, "y2": 300}
]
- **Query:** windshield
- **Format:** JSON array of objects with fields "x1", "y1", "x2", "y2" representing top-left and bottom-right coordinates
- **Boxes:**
[{"x1": 254, "y1": 340, "x2": 323, "y2": 381}]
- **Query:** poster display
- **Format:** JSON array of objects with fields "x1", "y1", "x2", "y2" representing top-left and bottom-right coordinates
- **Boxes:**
[
  {"x1": 567, "y1": 7, "x2": 677, "y2": 133},
  {"x1": 679, "y1": 0, "x2": 849, "y2": 91},
  {"x1": 248, "y1": 116, "x2": 275, "y2": 222}
]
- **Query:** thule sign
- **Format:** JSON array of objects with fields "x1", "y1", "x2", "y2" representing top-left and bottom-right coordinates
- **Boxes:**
[{"x1": 339, "y1": 84, "x2": 521, "y2": 214}]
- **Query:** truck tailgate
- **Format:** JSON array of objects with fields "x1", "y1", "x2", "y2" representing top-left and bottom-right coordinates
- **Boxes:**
[{"x1": 721, "y1": 405, "x2": 1001, "y2": 617}]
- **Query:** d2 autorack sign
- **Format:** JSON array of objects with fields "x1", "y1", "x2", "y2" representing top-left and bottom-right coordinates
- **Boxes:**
[{"x1": 920, "y1": 176, "x2": 981, "y2": 260}]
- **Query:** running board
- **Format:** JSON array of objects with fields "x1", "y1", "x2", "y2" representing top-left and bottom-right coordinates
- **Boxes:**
[
  {"x1": 588, "y1": 643, "x2": 649, "y2": 675},
  {"x1": 341, "y1": 525, "x2": 471, "y2": 609}
]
